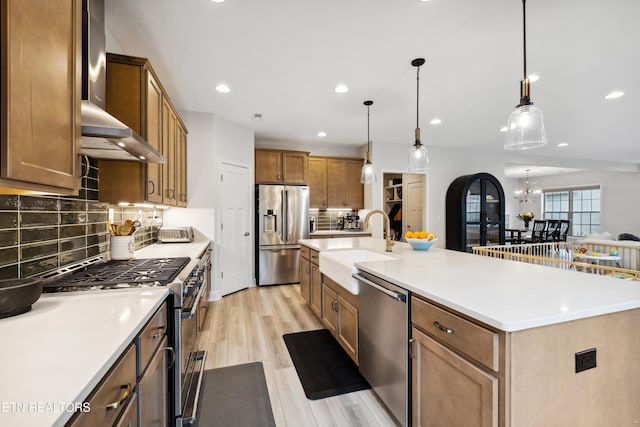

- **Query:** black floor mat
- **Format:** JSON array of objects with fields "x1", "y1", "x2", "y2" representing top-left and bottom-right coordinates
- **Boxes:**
[
  {"x1": 196, "y1": 362, "x2": 275, "y2": 427},
  {"x1": 283, "y1": 329, "x2": 370, "y2": 400}
]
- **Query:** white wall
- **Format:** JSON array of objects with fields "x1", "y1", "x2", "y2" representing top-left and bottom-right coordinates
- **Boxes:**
[
  {"x1": 256, "y1": 139, "x2": 361, "y2": 158},
  {"x1": 164, "y1": 111, "x2": 255, "y2": 300}
]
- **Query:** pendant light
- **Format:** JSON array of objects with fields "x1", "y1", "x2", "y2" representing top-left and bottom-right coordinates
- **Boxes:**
[
  {"x1": 360, "y1": 100, "x2": 376, "y2": 184},
  {"x1": 504, "y1": 0, "x2": 547, "y2": 150},
  {"x1": 408, "y1": 58, "x2": 429, "y2": 171}
]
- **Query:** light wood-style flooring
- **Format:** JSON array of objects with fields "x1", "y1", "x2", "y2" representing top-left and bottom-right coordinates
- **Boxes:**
[{"x1": 197, "y1": 284, "x2": 398, "y2": 427}]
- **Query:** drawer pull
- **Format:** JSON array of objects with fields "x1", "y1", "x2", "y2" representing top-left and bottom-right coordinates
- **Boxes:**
[
  {"x1": 433, "y1": 321, "x2": 455, "y2": 335},
  {"x1": 152, "y1": 326, "x2": 167, "y2": 339},
  {"x1": 106, "y1": 384, "x2": 132, "y2": 410},
  {"x1": 163, "y1": 346, "x2": 176, "y2": 369}
]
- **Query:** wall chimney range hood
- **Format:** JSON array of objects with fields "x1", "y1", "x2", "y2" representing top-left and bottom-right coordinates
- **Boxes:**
[{"x1": 81, "y1": 0, "x2": 165, "y2": 163}]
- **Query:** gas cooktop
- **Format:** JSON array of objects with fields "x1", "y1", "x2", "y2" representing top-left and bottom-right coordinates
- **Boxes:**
[{"x1": 42, "y1": 257, "x2": 191, "y2": 293}]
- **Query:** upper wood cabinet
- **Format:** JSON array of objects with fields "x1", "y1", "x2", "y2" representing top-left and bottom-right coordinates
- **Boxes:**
[
  {"x1": 309, "y1": 157, "x2": 364, "y2": 209},
  {"x1": 308, "y1": 157, "x2": 328, "y2": 208},
  {"x1": 0, "y1": 0, "x2": 82, "y2": 195},
  {"x1": 255, "y1": 149, "x2": 308, "y2": 184},
  {"x1": 98, "y1": 53, "x2": 187, "y2": 206}
]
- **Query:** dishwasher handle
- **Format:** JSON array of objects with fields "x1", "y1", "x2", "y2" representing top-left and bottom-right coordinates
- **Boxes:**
[{"x1": 352, "y1": 273, "x2": 407, "y2": 303}]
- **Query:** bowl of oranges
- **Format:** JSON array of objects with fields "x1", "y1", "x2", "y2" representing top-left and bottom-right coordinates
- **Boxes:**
[{"x1": 405, "y1": 231, "x2": 437, "y2": 251}]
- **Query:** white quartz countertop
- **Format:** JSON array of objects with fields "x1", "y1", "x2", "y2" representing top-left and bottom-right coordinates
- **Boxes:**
[
  {"x1": 299, "y1": 237, "x2": 640, "y2": 332},
  {"x1": 0, "y1": 288, "x2": 169, "y2": 427}
]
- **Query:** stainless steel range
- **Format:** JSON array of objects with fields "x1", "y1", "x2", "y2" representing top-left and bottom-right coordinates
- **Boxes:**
[{"x1": 41, "y1": 250, "x2": 211, "y2": 427}]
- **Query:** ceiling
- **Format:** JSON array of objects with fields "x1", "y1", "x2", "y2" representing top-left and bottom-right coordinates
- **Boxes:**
[{"x1": 105, "y1": 0, "x2": 640, "y2": 176}]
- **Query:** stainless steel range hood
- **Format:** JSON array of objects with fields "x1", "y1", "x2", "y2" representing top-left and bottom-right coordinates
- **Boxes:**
[{"x1": 81, "y1": 0, "x2": 165, "y2": 163}]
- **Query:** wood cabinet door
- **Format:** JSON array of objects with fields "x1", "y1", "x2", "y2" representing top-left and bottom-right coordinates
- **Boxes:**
[
  {"x1": 337, "y1": 296, "x2": 358, "y2": 363},
  {"x1": 1, "y1": 0, "x2": 81, "y2": 193},
  {"x1": 114, "y1": 393, "x2": 138, "y2": 427},
  {"x1": 308, "y1": 157, "x2": 327, "y2": 208},
  {"x1": 255, "y1": 150, "x2": 282, "y2": 183},
  {"x1": 309, "y1": 264, "x2": 322, "y2": 318},
  {"x1": 345, "y1": 160, "x2": 364, "y2": 209},
  {"x1": 162, "y1": 99, "x2": 177, "y2": 205},
  {"x1": 326, "y1": 159, "x2": 347, "y2": 208},
  {"x1": 145, "y1": 72, "x2": 163, "y2": 203},
  {"x1": 412, "y1": 328, "x2": 498, "y2": 427},
  {"x1": 299, "y1": 256, "x2": 310, "y2": 303},
  {"x1": 176, "y1": 123, "x2": 187, "y2": 207},
  {"x1": 321, "y1": 283, "x2": 338, "y2": 335},
  {"x1": 282, "y1": 152, "x2": 308, "y2": 184},
  {"x1": 139, "y1": 337, "x2": 169, "y2": 427}
]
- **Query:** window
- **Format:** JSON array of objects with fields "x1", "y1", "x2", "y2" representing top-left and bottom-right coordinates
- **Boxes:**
[{"x1": 543, "y1": 186, "x2": 600, "y2": 237}]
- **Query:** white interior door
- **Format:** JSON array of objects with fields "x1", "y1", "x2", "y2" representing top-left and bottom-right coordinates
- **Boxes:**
[
  {"x1": 405, "y1": 178, "x2": 424, "y2": 233},
  {"x1": 220, "y1": 162, "x2": 251, "y2": 296}
]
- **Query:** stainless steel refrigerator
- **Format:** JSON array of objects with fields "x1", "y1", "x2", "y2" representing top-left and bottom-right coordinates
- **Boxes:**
[{"x1": 256, "y1": 184, "x2": 310, "y2": 285}]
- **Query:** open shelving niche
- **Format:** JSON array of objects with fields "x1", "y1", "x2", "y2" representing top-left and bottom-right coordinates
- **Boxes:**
[{"x1": 382, "y1": 173, "x2": 425, "y2": 242}]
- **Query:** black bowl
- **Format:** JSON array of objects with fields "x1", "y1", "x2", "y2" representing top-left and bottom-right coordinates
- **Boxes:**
[{"x1": 0, "y1": 278, "x2": 44, "y2": 319}]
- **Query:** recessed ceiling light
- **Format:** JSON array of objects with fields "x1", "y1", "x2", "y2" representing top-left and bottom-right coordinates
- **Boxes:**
[
  {"x1": 557, "y1": 142, "x2": 569, "y2": 147},
  {"x1": 528, "y1": 74, "x2": 540, "y2": 82},
  {"x1": 317, "y1": 131, "x2": 327, "y2": 137},
  {"x1": 209, "y1": 0, "x2": 225, "y2": 3},
  {"x1": 216, "y1": 84, "x2": 230, "y2": 93},
  {"x1": 605, "y1": 91, "x2": 624, "y2": 100},
  {"x1": 139, "y1": 156, "x2": 146, "y2": 160},
  {"x1": 500, "y1": 126, "x2": 508, "y2": 132},
  {"x1": 334, "y1": 84, "x2": 349, "y2": 94},
  {"x1": 430, "y1": 118, "x2": 442, "y2": 125},
  {"x1": 418, "y1": 0, "x2": 431, "y2": 2}
]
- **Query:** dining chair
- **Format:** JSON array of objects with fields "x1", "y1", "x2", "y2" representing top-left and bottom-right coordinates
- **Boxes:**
[
  {"x1": 544, "y1": 220, "x2": 561, "y2": 242},
  {"x1": 522, "y1": 220, "x2": 547, "y2": 243},
  {"x1": 557, "y1": 220, "x2": 570, "y2": 242}
]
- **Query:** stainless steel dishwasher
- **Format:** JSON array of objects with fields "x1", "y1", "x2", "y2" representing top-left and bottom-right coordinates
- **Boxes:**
[{"x1": 353, "y1": 269, "x2": 409, "y2": 427}]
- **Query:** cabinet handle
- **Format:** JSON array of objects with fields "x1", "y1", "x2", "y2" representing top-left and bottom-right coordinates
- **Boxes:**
[
  {"x1": 409, "y1": 338, "x2": 416, "y2": 359},
  {"x1": 433, "y1": 321, "x2": 454, "y2": 334},
  {"x1": 149, "y1": 180, "x2": 155, "y2": 195},
  {"x1": 163, "y1": 346, "x2": 176, "y2": 369},
  {"x1": 152, "y1": 326, "x2": 166, "y2": 339},
  {"x1": 277, "y1": 174, "x2": 281, "y2": 181},
  {"x1": 332, "y1": 299, "x2": 339, "y2": 312},
  {"x1": 179, "y1": 194, "x2": 186, "y2": 202},
  {"x1": 166, "y1": 189, "x2": 175, "y2": 199},
  {"x1": 105, "y1": 384, "x2": 132, "y2": 410}
]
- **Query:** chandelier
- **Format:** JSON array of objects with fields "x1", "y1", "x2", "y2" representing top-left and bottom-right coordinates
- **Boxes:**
[{"x1": 514, "y1": 169, "x2": 541, "y2": 202}]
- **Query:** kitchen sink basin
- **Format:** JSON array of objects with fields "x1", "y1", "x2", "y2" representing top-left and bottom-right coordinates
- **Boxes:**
[{"x1": 319, "y1": 249, "x2": 396, "y2": 294}]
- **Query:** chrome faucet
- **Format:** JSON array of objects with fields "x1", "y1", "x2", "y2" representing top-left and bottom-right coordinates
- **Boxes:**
[{"x1": 364, "y1": 209, "x2": 395, "y2": 252}]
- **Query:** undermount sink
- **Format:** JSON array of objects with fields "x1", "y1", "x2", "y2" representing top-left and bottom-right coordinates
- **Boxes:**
[{"x1": 319, "y1": 249, "x2": 396, "y2": 294}]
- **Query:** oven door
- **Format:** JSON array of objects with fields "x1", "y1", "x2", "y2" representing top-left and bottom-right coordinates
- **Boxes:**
[{"x1": 180, "y1": 276, "x2": 207, "y2": 425}]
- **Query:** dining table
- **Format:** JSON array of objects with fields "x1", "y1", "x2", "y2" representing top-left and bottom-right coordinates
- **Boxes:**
[{"x1": 505, "y1": 228, "x2": 530, "y2": 244}]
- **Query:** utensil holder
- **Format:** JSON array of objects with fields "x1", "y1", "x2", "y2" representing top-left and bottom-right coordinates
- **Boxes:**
[{"x1": 110, "y1": 235, "x2": 135, "y2": 260}]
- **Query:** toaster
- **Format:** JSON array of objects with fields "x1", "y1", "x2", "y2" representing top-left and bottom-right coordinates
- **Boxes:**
[{"x1": 157, "y1": 226, "x2": 194, "y2": 243}]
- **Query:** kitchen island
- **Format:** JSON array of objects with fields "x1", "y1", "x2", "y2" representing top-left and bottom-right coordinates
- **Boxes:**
[{"x1": 300, "y1": 237, "x2": 640, "y2": 426}]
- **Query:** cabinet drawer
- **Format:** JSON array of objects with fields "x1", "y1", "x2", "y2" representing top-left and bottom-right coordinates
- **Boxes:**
[
  {"x1": 138, "y1": 302, "x2": 168, "y2": 375},
  {"x1": 411, "y1": 296, "x2": 499, "y2": 372},
  {"x1": 300, "y1": 245, "x2": 310, "y2": 260},
  {"x1": 69, "y1": 344, "x2": 136, "y2": 427},
  {"x1": 309, "y1": 249, "x2": 320, "y2": 265}
]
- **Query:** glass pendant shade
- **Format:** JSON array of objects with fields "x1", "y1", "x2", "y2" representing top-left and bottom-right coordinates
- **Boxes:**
[
  {"x1": 504, "y1": 103, "x2": 547, "y2": 150},
  {"x1": 360, "y1": 160, "x2": 375, "y2": 184},
  {"x1": 408, "y1": 142, "x2": 429, "y2": 172},
  {"x1": 360, "y1": 100, "x2": 376, "y2": 184}
]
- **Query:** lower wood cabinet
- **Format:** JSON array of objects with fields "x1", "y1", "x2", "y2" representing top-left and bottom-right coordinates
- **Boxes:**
[
  {"x1": 309, "y1": 263, "x2": 322, "y2": 319},
  {"x1": 411, "y1": 327, "x2": 498, "y2": 427},
  {"x1": 114, "y1": 393, "x2": 138, "y2": 427},
  {"x1": 299, "y1": 255, "x2": 310, "y2": 303},
  {"x1": 321, "y1": 276, "x2": 359, "y2": 363},
  {"x1": 138, "y1": 336, "x2": 169, "y2": 427},
  {"x1": 68, "y1": 344, "x2": 137, "y2": 427}
]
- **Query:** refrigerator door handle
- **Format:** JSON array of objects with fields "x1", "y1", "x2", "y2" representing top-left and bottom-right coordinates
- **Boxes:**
[{"x1": 283, "y1": 189, "x2": 289, "y2": 242}]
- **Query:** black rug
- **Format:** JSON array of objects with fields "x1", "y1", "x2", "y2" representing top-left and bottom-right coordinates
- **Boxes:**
[
  {"x1": 196, "y1": 362, "x2": 276, "y2": 427},
  {"x1": 283, "y1": 329, "x2": 370, "y2": 400}
]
